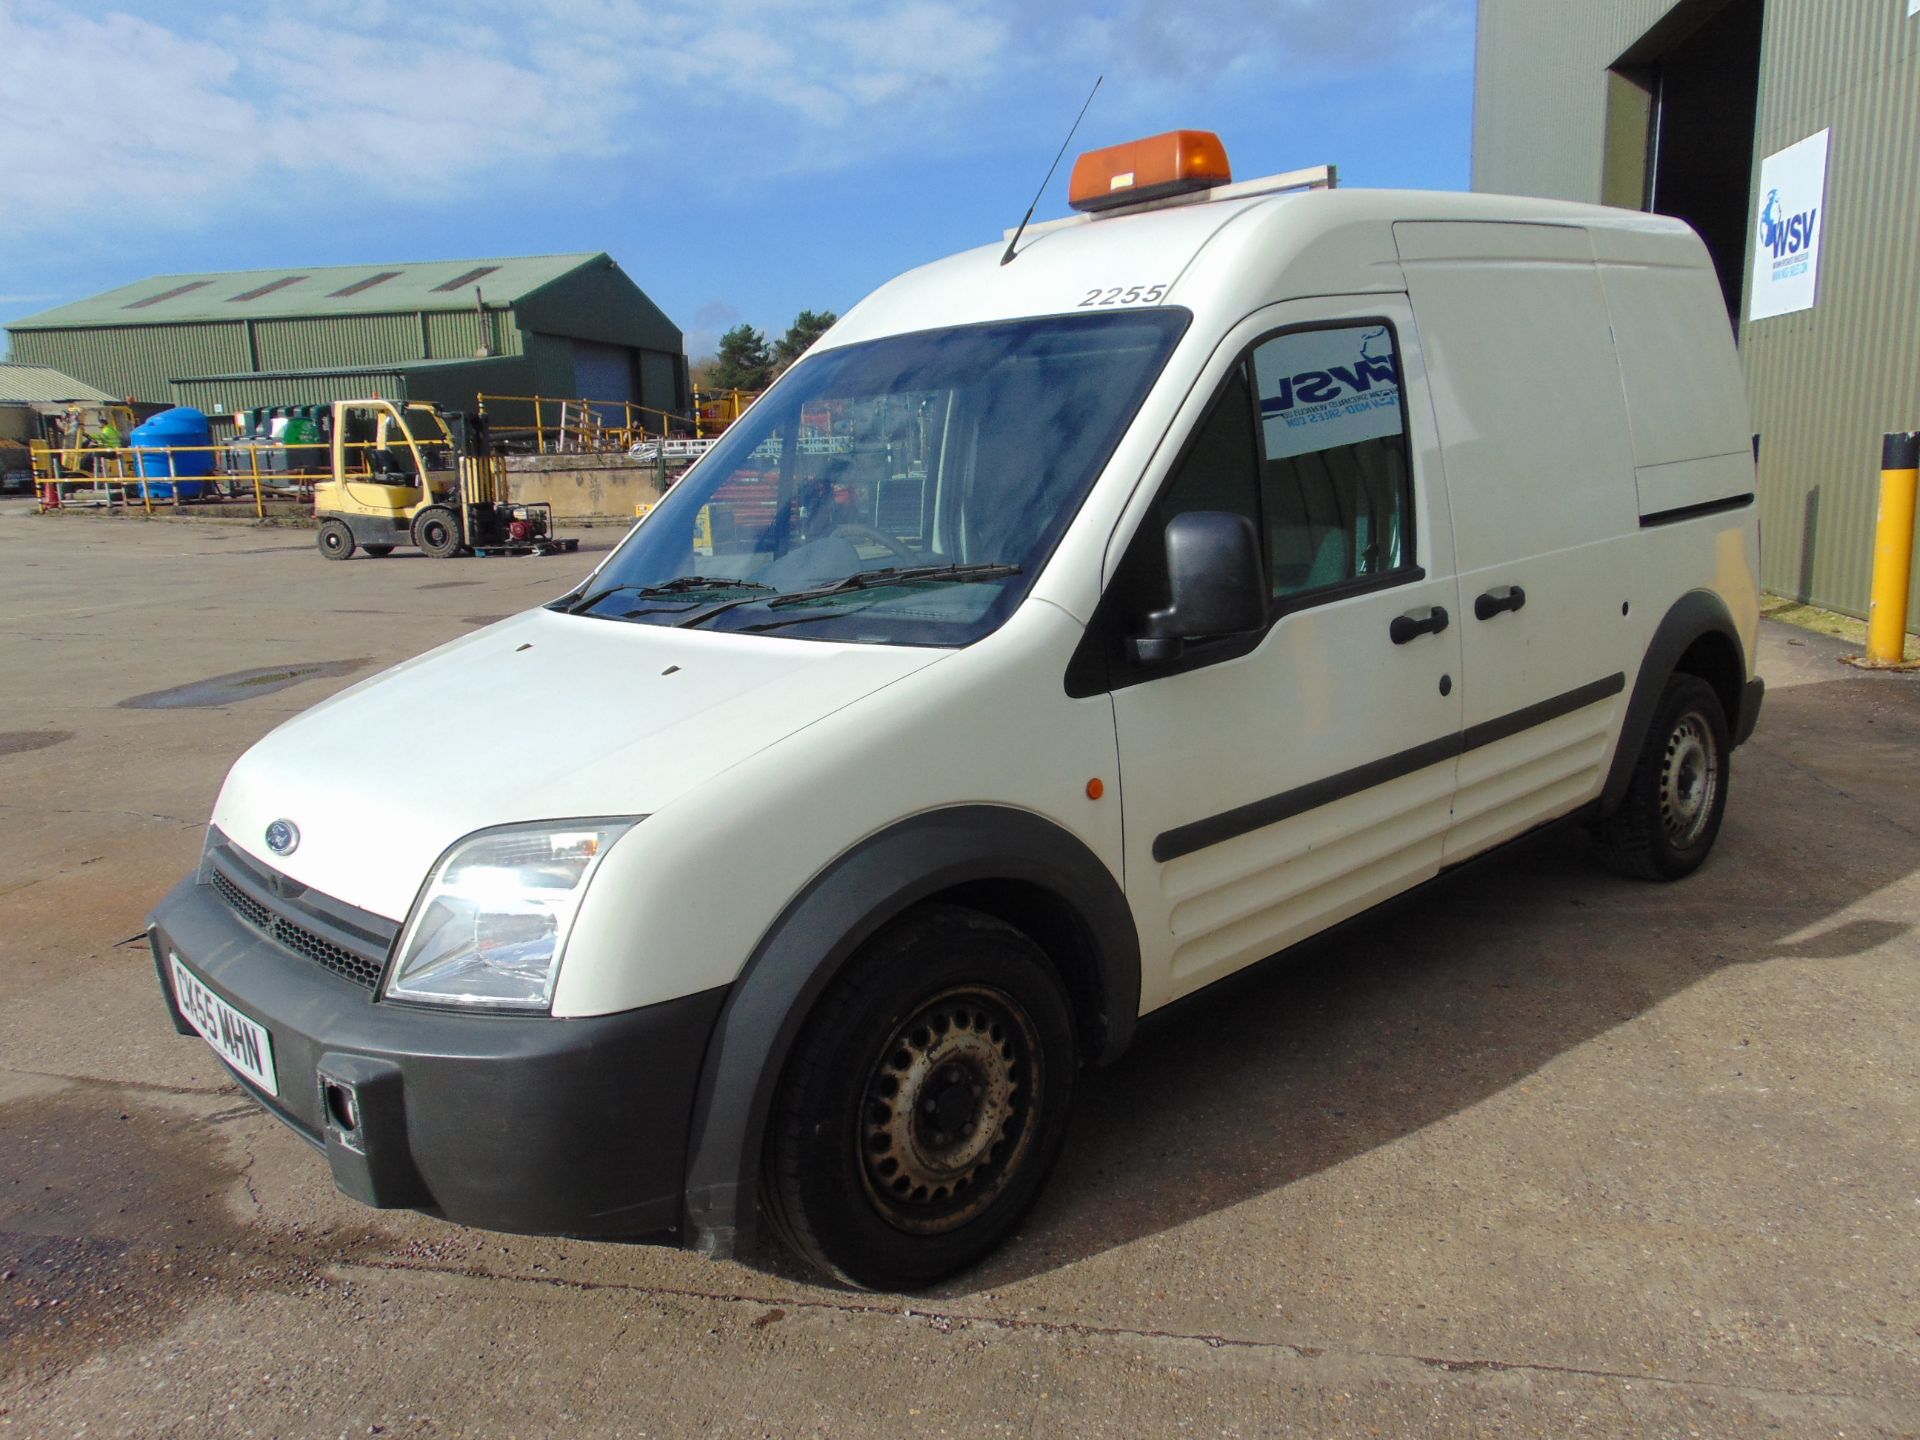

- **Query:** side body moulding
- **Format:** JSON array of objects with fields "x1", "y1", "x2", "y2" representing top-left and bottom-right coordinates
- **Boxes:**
[{"x1": 678, "y1": 806, "x2": 1141, "y2": 1257}]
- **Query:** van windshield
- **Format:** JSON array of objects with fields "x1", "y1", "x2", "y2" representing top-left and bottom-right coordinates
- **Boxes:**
[{"x1": 558, "y1": 309, "x2": 1189, "y2": 646}]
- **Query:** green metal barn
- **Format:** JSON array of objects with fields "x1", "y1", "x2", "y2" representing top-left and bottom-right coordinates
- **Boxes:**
[{"x1": 3, "y1": 253, "x2": 687, "y2": 440}]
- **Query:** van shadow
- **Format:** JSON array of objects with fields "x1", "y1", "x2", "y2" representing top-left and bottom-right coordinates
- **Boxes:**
[{"x1": 951, "y1": 668, "x2": 1920, "y2": 1292}]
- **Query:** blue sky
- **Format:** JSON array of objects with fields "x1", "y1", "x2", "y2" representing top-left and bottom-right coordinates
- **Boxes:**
[{"x1": 0, "y1": 0, "x2": 1477, "y2": 361}]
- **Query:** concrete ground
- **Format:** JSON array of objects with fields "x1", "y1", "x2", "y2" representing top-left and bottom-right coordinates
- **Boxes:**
[{"x1": 2, "y1": 506, "x2": 1916, "y2": 1439}]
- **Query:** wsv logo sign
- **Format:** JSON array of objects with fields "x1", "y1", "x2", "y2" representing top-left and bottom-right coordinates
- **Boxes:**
[
  {"x1": 1262, "y1": 328, "x2": 1399, "y2": 416},
  {"x1": 1748, "y1": 128, "x2": 1828, "y2": 321},
  {"x1": 1759, "y1": 188, "x2": 1818, "y2": 264}
]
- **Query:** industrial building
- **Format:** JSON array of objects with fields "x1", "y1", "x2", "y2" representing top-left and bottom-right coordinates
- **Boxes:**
[
  {"x1": 1474, "y1": 0, "x2": 1920, "y2": 619},
  {"x1": 0, "y1": 360, "x2": 118, "y2": 415},
  {"x1": 0, "y1": 362, "x2": 125, "y2": 489},
  {"x1": 4, "y1": 253, "x2": 687, "y2": 437}
]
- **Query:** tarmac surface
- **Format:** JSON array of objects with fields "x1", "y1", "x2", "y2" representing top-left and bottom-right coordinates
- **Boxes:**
[{"x1": 2, "y1": 506, "x2": 1917, "y2": 1438}]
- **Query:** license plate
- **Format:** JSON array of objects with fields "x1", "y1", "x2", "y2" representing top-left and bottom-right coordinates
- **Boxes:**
[{"x1": 170, "y1": 953, "x2": 278, "y2": 1096}]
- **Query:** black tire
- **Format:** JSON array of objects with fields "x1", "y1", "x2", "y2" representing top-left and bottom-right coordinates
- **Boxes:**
[
  {"x1": 1594, "y1": 674, "x2": 1730, "y2": 880},
  {"x1": 763, "y1": 905, "x2": 1077, "y2": 1291},
  {"x1": 412, "y1": 507, "x2": 462, "y2": 558},
  {"x1": 316, "y1": 519, "x2": 355, "y2": 562},
  {"x1": 362, "y1": 544, "x2": 394, "y2": 558}
]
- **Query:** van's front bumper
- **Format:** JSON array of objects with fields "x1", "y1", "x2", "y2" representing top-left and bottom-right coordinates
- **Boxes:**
[{"x1": 148, "y1": 873, "x2": 727, "y2": 1240}]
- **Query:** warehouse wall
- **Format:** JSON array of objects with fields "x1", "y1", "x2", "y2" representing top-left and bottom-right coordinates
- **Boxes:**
[
  {"x1": 1475, "y1": 0, "x2": 1920, "y2": 619},
  {"x1": 9, "y1": 323, "x2": 249, "y2": 404},
  {"x1": 10, "y1": 309, "x2": 520, "y2": 405},
  {"x1": 519, "y1": 258, "x2": 687, "y2": 416},
  {"x1": 10, "y1": 255, "x2": 688, "y2": 456},
  {"x1": 253, "y1": 314, "x2": 419, "y2": 371},
  {"x1": 169, "y1": 357, "x2": 524, "y2": 416},
  {"x1": 1744, "y1": 1, "x2": 1920, "y2": 616},
  {"x1": 517, "y1": 257, "x2": 680, "y2": 355}
]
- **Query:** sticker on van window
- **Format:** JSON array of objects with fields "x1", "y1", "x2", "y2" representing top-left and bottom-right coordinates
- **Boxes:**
[
  {"x1": 1077, "y1": 284, "x2": 1168, "y2": 308},
  {"x1": 1253, "y1": 325, "x2": 1404, "y2": 460}
]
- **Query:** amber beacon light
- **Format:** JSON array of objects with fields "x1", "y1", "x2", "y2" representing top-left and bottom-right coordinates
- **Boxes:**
[{"x1": 1068, "y1": 130, "x2": 1232, "y2": 213}]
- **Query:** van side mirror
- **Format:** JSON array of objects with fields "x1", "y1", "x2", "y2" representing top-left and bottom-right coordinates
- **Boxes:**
[{"x1": 1128, "y1": 511, "x2": 1268, "y2": 666}]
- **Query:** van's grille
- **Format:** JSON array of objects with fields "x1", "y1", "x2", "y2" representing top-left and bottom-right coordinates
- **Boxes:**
[{"x1": 209, "y1": 867, "x2": 386, "y2": 991}]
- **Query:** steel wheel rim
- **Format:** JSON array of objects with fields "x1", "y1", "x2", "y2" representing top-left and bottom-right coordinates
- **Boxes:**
[
  {"x1": 321, "y1": 526, "x2": 346, "y2": 554},
  {"x1": 1659, "y1": 710, "x2": 1718, "y2": 848},
  {"x1": 857, "y1": 984, "x2": 1041, "y2": 1235}
]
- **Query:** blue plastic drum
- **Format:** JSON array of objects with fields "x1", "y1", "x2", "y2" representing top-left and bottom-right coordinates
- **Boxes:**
[{"x1": 130, "y1": 407, "x2": 216, "y2": 499}]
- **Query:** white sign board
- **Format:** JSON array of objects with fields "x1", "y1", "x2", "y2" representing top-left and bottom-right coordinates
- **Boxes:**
[
  {"x1": 1748, "y1": 129, "x2": 1830, "y2": 320},
  {"x1": 1254, "y1": 325, "x2": 1403, "y2": 460}
]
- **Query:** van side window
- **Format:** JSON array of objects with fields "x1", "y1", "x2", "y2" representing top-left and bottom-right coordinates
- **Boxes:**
[
  {"x1": 1151, "y1": 365, "x2": 1261, "y2": 539},
  {"x1": 1251, "y1": 324, "x2": 1412, "y2": 599},
  {"x1": 1073, "y1": 368, "x2": 1262, "y2": 684}
]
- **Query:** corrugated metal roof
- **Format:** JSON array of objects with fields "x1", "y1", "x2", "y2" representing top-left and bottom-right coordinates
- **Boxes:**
[
  {"x1": 8, "y1": 254, "x2": 606, "y2": 329},
  {"x1": 0, "y1": 362, "x2": 118, "y2": 404}
]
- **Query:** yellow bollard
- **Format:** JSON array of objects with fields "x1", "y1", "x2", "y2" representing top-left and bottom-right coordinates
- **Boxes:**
[{"x1": 1866, "y1": 431, "x2": 1919, "y2": 666}]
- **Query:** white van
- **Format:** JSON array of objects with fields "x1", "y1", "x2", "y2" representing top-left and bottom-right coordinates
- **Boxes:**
[{"x1": 150, "y1": 132, "x2": 1764, "y2": 1290}]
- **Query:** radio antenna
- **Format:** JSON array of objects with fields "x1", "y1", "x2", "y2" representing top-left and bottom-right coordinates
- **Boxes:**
[{"x1": 1001, "y1": 75, "x2": 1102, "y2": 266}]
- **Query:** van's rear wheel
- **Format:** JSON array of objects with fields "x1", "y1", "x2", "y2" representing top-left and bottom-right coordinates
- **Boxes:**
[
  {"x1": 317, "y1": 519, "x2": 355, "y2": 561},
  {"x1": 1594, "y1": 674, "x2": 1730, "y2": 880},
  {"x1": 763, "y1": 906, "x2": 1075, "y2": 1291}
]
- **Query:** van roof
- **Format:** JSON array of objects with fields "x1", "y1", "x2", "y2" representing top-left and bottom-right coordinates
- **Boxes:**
[{"x1": 824, "y1": 187, "x2": 1704, "y2": 350}]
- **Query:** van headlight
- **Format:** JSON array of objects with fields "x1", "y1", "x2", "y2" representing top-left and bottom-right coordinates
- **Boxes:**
[{"x1": 384, "y1": 820, "x2": 637, "y2": 1011}]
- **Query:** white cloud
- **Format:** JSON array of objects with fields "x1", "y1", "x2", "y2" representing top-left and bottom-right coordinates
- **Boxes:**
[
  {"x1": 1064, "y1": 0, "x2": 1474, "y2": 83},
  {"x1": 0, "y1": 0, "x2": 1021, "y2": 247},
  {"x1": 0, "y1": 0, "x2": 1474, "y2": 318}
]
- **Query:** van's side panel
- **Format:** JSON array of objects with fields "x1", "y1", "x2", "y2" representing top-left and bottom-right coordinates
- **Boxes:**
[
  {"x1": 1588, "y1": 223, "x2": 1756, "y2": 521},
  {"x1": 1588, "y1": 221, "x2": 1761, "y2": 692},
  {"x1": 1394, "y1": 221, "x2": 1644, "y2": 861}
]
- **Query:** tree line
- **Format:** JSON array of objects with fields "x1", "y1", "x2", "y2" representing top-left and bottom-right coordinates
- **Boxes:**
[{"x1": 694, "y1": 310, "x2": 838, "y2": 392}]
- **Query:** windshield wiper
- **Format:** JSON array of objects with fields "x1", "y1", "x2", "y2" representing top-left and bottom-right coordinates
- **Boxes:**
[
  {"x1": 676, "y1": 563, "x2": 1023, "y2": 629},
  {"x1": 765, "y1": 563, "x2": 1024, "y2": 606},
  {"x1": 559, "y1": 575, "x2": 773, "y2": 615}
]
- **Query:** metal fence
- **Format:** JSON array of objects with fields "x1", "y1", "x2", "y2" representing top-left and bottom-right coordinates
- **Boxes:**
[
  {"x1": 476, "y1": 389, "x2": 759, "y2": 455},
  {"x1": 29, "y1": 436, "x2": 457, "y2": 516},
  {"x1": 32, "y1": 441, "x2": 323, "y2": 516}
]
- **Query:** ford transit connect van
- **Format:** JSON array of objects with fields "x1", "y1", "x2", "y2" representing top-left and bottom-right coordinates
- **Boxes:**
[{"x1": 150, "y1": 132, "x2": 1764, "y2": 1290}]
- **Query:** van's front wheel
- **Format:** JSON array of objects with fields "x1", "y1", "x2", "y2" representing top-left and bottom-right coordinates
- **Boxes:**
[
  {"x1": 763, "y1": 906, "x2": 1076, "y2": 1291},
  {"x1": 1595, "y1": 674, "x2": 1730, "y2": 880}
]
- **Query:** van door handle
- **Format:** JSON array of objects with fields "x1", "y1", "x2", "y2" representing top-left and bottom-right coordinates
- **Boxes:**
[
  {"x1": 1390, "y1": 605, "x2": 1450, "y2": 645},
  {"x1": 1473, "y1": 585, "x2": 1527, "y2": 621}
]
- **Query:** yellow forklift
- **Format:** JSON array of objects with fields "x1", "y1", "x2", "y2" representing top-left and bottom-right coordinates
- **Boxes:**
[{"x1": 314, "y1": 398, "x2": 577, "y2": 561}]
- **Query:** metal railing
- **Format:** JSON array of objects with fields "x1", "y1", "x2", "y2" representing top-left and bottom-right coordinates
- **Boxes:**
[
  {"x1": 33, "y1": 442, "x2": 306, "y2": 517},
  {"x1": 476, "y1": 394, "x2": 691, "y2": 455},
  {"x1": 475, "y1": 389, "x2": 762, "y2": 455},
  {"x1": 29, "y1": 438, "x2": 461, "y2": 517}
]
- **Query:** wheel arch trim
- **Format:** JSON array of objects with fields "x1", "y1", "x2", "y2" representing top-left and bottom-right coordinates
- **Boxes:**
[
  {"x1": 1601, "y1": 589, "x2": 1751, "y2": 816},
  {"x1": 679, "y1": 805, "x2": 1139, "y2": 1257}
]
